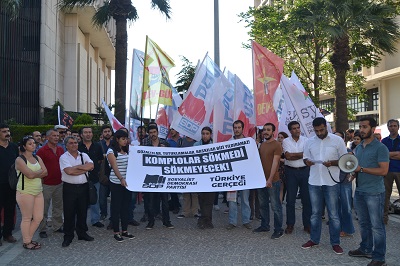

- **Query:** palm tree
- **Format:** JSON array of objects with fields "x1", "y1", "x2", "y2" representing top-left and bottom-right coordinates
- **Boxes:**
[
  {"x1": 319, "y1": 0, "x2": 400, "y2": 132},
  {"x1": 0, "y1": 0, "x2": 22, "y2": 19},
  {"x1": 58, "y1": 0, "x2": 171, "y2": 123}
]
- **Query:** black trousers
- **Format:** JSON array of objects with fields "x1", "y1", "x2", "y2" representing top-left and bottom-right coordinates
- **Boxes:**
[
  {"x1": 198, "y1": 192, "x2": 214, "y2": 225},
  {"x1": 109, "y1": 182, "x2": 131, "y2": 233},
  {"x1": 0, "y1": 182, "x2": 16, "y2": 238},
  {"x1": 169, "y1": 193, "x2": 181, "y2": 210},
  {"x1": 62, "y1": 182, "x2": 89, "y2": 241},
  {"x1": 147, "y1": 192, "x2": 170, "y2": 224}
]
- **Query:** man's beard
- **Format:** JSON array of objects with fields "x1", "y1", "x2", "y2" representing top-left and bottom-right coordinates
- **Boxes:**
[
  {"x1": 361, "y1": 130, "x2": 372, "y2": 140},
  {"x1": 265, "y1": 135, "x2": 273, "y2": 140}
]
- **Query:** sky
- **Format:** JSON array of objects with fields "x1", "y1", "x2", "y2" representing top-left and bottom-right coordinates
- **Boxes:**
[{"x1": 123, "y1": 0, "x2": 254, "y2": 102}]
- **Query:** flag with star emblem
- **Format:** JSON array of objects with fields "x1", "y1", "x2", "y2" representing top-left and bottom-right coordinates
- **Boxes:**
[
  {"x1": 252, "y1": 41, "x2": 284, "y2": 129},
  {"x1": 142, "y1": 36, "x2": 175, "y2": 109}
]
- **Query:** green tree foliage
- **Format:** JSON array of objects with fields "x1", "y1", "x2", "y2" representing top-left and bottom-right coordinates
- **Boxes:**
[
  {"x1": 0, "y1": 0, "x2": 22, "y2": 19},
  {"x1": 58, "y1": 0, "x2": 172, "y2": 124},
  {"x1": 74, "y1": 113, "x2": 94, "y2": 125},
  {"x1": 241, "y1": 0, "x2": 400, "y2": 132},
  {"x1": 94, "y1": 102, "x2": 115, "y2": 124},
  {"x1": 174, "y1": 56, "x2": 196, "y2": 96}
]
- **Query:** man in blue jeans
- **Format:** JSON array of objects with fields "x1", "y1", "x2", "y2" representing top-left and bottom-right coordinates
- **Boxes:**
[
  {"x1": 349, "y1": 117, "x2": 389, "y2": 266},
  {"x1": 253, "y1": 123, "x2": 284, "y2": 239},
  {"x1": 302, "y1": 117, "x2": 347, "y2": 255},
  {"x1": 226, "y1": 120, "x2": 252, "y2": 230}
]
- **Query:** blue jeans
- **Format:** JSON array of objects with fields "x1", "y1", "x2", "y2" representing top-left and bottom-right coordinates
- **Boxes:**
[
  {"x1": 339, "y1": 181, "x2": 355, "y2": 234},
  {"x1": 309, "y1": 184, "x2": 340, "y2": 245},
  {"x1": 228, "y1": 190, "x2": 251, "y2": 225},
  {"x1": 90, "y1": 182, "x2": 101, "y2": 224},
  {"x1": 285, "y1": 166, "x2": 311, "y2": 228},
  {"x1": 354, "y1": 191, "x2": 386, "y2": 262},
  {"x1": 257, "y1": 181, "x2": 283, "y2": 233}
]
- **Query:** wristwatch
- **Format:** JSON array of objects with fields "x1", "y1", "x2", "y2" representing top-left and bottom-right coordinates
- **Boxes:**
[{"x1": 360, "y1": 167, "x2": 364, "y2": 173}]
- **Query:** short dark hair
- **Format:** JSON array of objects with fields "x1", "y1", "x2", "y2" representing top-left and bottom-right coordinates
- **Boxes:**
[
  {"x1": 101, "y1": 124, "x2": 112, "y2": 132},
  {"x1": 387, "y1": 119, "x2": 399, "y2": 127},
  {"x1": 346, "y1": 128, "x2": 355, "y2": 133},
  {"x1": 137, "y1": 125, "x2": 145, "y2": 131},
  {"x1": 148, "y1": 125, "x2": 158, "y2": 133},
  {"x1": 233, "y1": 120, "x2": 244, "y2": 129},
  {"x1": 288, "y1": 121, "x2": 300, "y2": 131},
  {"x1": 312, "y1": 117, "x2": 327, "y2": 127},
  {"x1": 80, "y1": 126, "x2": 92, "y2": 135},
  {"x1": 360, "y1": 117, "x2": 377, "y2": 128},
  {"x1": 264, "y1": 123, "x2": 276, "y2": 132},
  {"x1": 201, "y1": 126, "x2": 212, "y2": 134},
  {"x1": 278, "y1": 132, "x2": 289, "y2": 138},
  {"x1": 0, "y1": 123, "x2": 9, "y2": 130}
]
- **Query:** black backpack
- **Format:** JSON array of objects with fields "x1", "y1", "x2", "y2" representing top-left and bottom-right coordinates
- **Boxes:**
[{"x1": 8, "y1": 155, "x2": 38, "y2": 190}]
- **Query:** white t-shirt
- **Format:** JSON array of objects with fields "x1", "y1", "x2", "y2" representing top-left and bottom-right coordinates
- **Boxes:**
[{"x1": 107, "y1": 148, "x2": 129, "y2": 185}]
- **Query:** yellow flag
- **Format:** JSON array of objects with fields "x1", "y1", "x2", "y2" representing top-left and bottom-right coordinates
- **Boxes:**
[{"x1": 142, "y1": 36, "x2": 175, "y2": 107}]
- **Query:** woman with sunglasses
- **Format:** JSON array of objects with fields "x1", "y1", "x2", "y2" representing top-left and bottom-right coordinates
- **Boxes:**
[{"x1": 15, "y1": 136, "x2": 48, "y2": 250}]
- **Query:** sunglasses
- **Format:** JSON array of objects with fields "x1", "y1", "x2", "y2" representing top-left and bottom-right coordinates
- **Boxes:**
[{"x1": 59, "y1": 131, "x2": 67, "y2": 134}]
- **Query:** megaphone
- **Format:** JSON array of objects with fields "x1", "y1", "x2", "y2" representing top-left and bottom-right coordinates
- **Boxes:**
[{"x1": 338, "y1": 154, "x2": 358, "y2": 173}]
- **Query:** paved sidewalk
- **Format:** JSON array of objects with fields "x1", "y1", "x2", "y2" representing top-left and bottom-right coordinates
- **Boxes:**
[{"x1": 1, "y1": 195, "x2": 400, "y2": 266}]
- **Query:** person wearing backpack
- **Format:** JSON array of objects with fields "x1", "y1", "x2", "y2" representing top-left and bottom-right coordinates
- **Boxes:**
[
  {"x1": 0, "y1": 123, "x2": 19, "y2": 246},
  {"x1": 15, "y1": 136, "x2": 48, "y2": 250}
]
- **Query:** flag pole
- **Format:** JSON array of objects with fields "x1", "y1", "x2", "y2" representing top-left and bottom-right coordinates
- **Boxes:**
[{"x1": 140, "y1": 35, "x2": 150, "y2": 141}]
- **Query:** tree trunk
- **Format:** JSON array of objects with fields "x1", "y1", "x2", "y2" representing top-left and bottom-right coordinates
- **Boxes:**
[
  {"x1": 114, "y1": 17, "x2": 127, "y2": 124},
  {"x1": 330, "y1": 35, "x2": 350, "y2": 133}
]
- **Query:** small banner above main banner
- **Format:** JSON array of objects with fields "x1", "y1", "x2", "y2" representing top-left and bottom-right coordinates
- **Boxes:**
[{"x1": 126, "y1": 138, "x2": 266, "y2": 192}]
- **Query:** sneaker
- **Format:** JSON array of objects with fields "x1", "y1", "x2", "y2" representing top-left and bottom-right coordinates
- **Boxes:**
[
  {"x1": 163, "y1": 222, "x2": 174, "y2": 229},
  {"x1": 252, "y1": 226, "x2": 270, "y2": 233},
  {"x1": 194, "y1": 213, "x2": 200, "y2": 218},
  {"x1": 243, "y1": 223, "x2": 252, "y2": 229},
  {"x1": 121, "y1": 232, "x2": 135, "y2": 239},
  {"x1": 213, "y1": 205, "x2": 220, "y2": 211},
  {"x1": 223, "y1": 209, "x2": 229, "y2": 214},
  {"x1": 92, "y1": 222, "x2": 104, "y2": 228},
  {"x1": 332, "y1": 245, "x2": 344, "y2": 255},
  {"x1": 114, "y1": 234, "x2": 124, "y2": 242},
  {"x1": 367, "y1": 260, "x2": 387, "y2": 266},
  {"x1": 140, "y1": 214, "x2": 148, "y2": 222},
  {"x1": 145, "y1": 221, "x2": 154, "y2": 230},
  {"x1": 177, "y1": 214, "x2": 185, "y2": 219},
  {"x1": 271, "y1": 231, "x2": 284, "y2": 240},
  {"x1": 348, "y1": 248, "x2": 372, "y2": 258},
  {"x1": 226, "y1": 224, "x2": 236, "y2": 230},
  {"x1": 301, "y1": 240, "x2": 318, "y2": 249}
]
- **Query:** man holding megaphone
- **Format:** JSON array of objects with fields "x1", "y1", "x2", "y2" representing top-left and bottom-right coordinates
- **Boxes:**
[
  {"x1": 348, "y1": 117, "x2": 389, "y2": 266},
  {"x1": 301, "y1": 117, "x2": 348, "y2": 255}
]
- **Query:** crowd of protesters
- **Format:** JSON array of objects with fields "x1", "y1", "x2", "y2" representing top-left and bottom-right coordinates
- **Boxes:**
[{"x1": 0, "y1": 116, "x2": 398, "y2": 266}]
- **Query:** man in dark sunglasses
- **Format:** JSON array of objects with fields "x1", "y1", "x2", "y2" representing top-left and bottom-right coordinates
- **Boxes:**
[{"x1": 54, "y1": 125, "x2": 68, "y2": 152}]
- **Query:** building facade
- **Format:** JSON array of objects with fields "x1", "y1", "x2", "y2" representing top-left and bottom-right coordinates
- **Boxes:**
[{"x1": 0, "y1": 0, "x2": 115, "y2": 124}]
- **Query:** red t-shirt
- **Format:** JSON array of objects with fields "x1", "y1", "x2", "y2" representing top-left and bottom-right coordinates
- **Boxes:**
[{"x1": 36, "y1": 144, "x2": 64, "y2": 185}]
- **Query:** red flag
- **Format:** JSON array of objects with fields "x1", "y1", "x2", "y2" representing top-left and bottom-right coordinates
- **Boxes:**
[
  {"x1": 58, "y1": 106, "x2": 74, "y2": 129},
  {"x1": 252, "y1": 41, "x2": 284, "y2": 130}
]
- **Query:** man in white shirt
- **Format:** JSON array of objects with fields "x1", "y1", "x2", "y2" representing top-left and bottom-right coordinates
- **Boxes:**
[
  {"x1": 301, "y1": 117, "x2": 348, "y2": 255},
  {"x1": 282, "y1": 121, "x2": 311, "y2": 234},
  {"x1": 59, "y1": 136, "x2": 94, "y2": 247}
]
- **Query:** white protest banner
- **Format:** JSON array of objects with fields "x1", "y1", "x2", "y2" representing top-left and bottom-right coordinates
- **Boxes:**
[{"x1": 126, "y1": 138, "x2": 266, "y2": 192}]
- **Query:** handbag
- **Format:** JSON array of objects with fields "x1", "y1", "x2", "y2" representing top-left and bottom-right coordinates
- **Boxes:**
[{"x1": 80, "y1": 153, "x2": 98, "y2": 205}]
